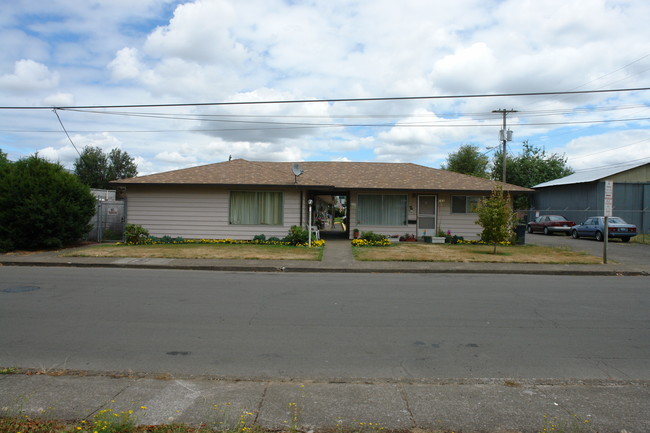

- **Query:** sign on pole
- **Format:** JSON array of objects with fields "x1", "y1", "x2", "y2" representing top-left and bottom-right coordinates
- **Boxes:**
[
  {"x1": 603, "y1": 181, "x2": 614, "y2": 264},
  {"x1": 604, "y1": 180, "x2": 613, "y2": 217}
]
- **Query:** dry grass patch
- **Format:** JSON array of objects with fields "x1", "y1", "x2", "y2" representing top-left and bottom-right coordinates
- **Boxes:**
[
  {"x1": 354, "y1": 243, "x2": 603, "y2": 264},
  {"x1": 63, "y1": 243, "x2": 322, "y2": 261}
]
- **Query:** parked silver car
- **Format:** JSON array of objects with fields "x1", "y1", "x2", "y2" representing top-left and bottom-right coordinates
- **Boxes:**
[{"x1": 571, "y1": 216, "x2": 637, "y2": 242}]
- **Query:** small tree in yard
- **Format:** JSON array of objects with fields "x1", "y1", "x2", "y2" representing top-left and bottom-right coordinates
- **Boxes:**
[
  {"x1": 475, "y1": 186, "x2": 518, "y2": 254},
  {"x1": 0, "y1": 155, "x2": 96, "y2": 252}
]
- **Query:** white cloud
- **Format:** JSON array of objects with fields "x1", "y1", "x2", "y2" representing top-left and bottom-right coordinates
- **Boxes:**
[
  {"x1": 37, "y1": 145, "x2": 79, "y2": 166},
  {"x1": 564, "y1": 129, "x2": 650, "y2": 170},
  {"x1": 0, "y1": 59, "x2": 59, "y2": 92},
  {"x1": 109, "y1": 48, "x2": 143, "y2": 81},
  {"x1": 145, "y1": 0, "x2": 248, "y2": 65},
  {"x1": 154, "y1": 150, "x2": 198, "y2": 164},
  {"x1": 1, "y1": 0, "x2": 649, "y2": 175},
  {"x1": 42, "y1": 92, "x2": 75, "y2": 106}
]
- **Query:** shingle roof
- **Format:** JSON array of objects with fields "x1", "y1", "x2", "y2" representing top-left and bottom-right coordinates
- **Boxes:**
[
  {"x1": 533, "y1": 161, "x2": 650, "y2": 188},
  {"x1": 113, "y1": 159, "x2": 532, "y2": 192}
]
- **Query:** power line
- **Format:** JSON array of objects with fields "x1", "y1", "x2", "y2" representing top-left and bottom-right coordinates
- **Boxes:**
[
  {"x1": 570, "y1": 137, "x2": 650, "y2": 161},
  {"x1": 59, "y1": 102, "x2": 649, "y2": 120},
  {"x1": 0, "y1": 87, "x2": 648, "y2": 110},
  {"x1": 52, "y1": 109, "x2": 81, "y2": 158},
  {"x1": 3, "y1": 115, "x2": 647, "y2": 134},
  {"x1": 571, "y1": 156, "x2": 650, "y2": 172}
]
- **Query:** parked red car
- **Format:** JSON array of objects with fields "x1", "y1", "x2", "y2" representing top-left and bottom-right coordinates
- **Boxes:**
[{"x1": 527, "y1": 215, "x2": 575, "y2": 235}]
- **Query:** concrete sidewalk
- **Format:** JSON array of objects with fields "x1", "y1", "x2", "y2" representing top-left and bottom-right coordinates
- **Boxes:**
[
  {"x1": 1, "y1": 373, "x2": 648, "y2": 432},
  {"x1": 2, "y1": 240, "x2": 649, "y2": 432},
  {"x1": 1, "y1": 238, "x2": 649, "y2": 276}
]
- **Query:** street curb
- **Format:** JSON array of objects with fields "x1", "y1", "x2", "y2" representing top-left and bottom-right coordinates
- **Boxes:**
[
  {"x1": 6, "y1": 369, "x2": 650, "y2": 387},
  {"x1": 1, "y1": 260, "x2": 648, "y2": 276}
]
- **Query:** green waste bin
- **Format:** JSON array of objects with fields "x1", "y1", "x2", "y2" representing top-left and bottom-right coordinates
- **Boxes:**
[{"x1": 515, "y1": 224, "x2": 526, "y2": 245}]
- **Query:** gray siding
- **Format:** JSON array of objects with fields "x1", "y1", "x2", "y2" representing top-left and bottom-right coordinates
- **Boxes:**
[
  {"x1": 349, "y1": 191, "x2": 484, "y2": 240},
  {"x1": 437, "y1": 192, "x2": 485, "y2": 239},
  {"x1": 126, "y1": 186, "x2": 300, "y2": 240}
]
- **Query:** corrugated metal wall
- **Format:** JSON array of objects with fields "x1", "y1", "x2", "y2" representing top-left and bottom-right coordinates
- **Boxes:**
[{"x1": 531, "y1": 181, "x2": 649, "y2": 234}]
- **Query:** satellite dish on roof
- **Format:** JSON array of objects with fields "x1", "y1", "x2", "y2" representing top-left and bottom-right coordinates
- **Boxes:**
[
  {"x1": 291, "y1": 163, "x2": 304, "y2": 176},
  {"x1": 291, "y1": 163, "x2": 303, "y2": 184}
]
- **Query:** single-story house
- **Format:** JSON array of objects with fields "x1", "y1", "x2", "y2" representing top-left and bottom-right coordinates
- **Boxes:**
[
  {"x1": 531, "y1": 161, "x2": 650, "y2": 234},
  {"x1": 112, "y1": 159, "x2": 532, "y2": 240}
]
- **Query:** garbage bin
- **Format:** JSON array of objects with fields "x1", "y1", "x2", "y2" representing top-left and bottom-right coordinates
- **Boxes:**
[{"x1": 515, "y1": 224, "x2": 526, "y2": 245}]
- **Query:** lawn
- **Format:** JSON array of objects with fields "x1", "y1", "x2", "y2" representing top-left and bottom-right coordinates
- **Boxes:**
[
  {"x1": 353, "y1": 242, "x2": 603, "y2": 264},
  {"x1": 64, "y1": 243, "x2": 323, "y2": 261},
  {"x1": 631, "y1": 233, "x2": 650, "y2": 244}
]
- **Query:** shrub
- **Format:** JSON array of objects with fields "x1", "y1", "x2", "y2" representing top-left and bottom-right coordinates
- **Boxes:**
[
  {"x1": 475, "y1": 186, "x2": 518, "y2": 253},
  {"x1": 124, "y1": 224, "x2": 149, "y2": 244},
  {"x1": 283, "y1": 225, "x2": 308, "y2": 245},
  {"x1": 360, "y1": 231, "x2": 387, "y2": 242},
  {"x1": 268, "y1": 236, "x2": 281, "y2": 243},
  {"x1": 253, "y1": 234, "x2": 266, "y2": 242},
  {"x1": 148, "y1": 235, "x2": 184, "y2": 244},
  {"x1": 0, "y1": 155, "x2": 95, "y2": 251}
]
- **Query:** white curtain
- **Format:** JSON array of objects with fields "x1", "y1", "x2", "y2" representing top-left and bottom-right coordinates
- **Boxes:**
[
  {"x1": 230, "y1": 191, "x2": 283, "y2": 225},
  {"x1": 358, "y1": 194, "x2": 406, "y2": 226}
]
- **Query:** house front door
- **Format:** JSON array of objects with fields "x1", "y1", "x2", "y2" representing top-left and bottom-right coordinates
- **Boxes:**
[{"x1": 417, "y1": 195, "x2": 437, "y2": 238}]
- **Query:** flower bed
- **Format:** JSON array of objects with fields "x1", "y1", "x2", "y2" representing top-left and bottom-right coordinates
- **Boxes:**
[
  {"x1": 118, "y1": 237, "x2": 326, "y2": 248},
  {"x1": 351, "y1": 238, "x2": 391, "y2": 247}
]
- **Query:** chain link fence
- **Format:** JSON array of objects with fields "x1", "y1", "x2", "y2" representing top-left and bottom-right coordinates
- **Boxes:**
[
  {"x1": 86, "y1": 200, "x2": 126, "y2": 242},
  {"x1": 522, "y1": 208, "x2": 650, "y2": 236}
]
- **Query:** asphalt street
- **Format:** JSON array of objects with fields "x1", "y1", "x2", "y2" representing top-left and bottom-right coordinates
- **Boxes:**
[
  {"x1": 524, "y1": 230, "x2": 650, "y2": 264},
  {"x1": 1, "y1": 267, "x2": 648, "y2": 381}
]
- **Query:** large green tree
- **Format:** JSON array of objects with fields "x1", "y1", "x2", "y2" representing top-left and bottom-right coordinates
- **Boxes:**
[
  {"x1": 0, "y1": 148, "x2": 9, "y2": 168},
  {"x1": 0, "y1": 155, "x2": 96, "y2": 251},
  {"x1": 442, "y1": 144, "x2": 489, "y2": 178},
  {"x1": 491, "y1": 141, "x2": 573, "y2": 188},
  {"x1": 74, "y1": 146, "x2": 138, "y2": 189}
]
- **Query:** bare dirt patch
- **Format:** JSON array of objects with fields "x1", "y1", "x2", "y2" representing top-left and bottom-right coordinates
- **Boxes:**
[
  {"x1": 354, "y1": 243, "x2": 603, "y2": 264},
  {"x1": 64, "y1": 243, "x2": 322, "y2": 261}
]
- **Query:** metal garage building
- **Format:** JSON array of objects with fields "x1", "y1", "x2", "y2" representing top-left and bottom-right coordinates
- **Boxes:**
[{"x1": 531, "y1": 161, "x2": 650, "y2": 235}]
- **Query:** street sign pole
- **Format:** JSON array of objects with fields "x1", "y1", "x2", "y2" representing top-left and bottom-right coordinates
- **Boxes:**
[
  {"x1": 603, "y1": 215, "x2": 609, "y2": 264},
  {"x1": 603, "y1": 181, "x2": 614, "y2": 264}
]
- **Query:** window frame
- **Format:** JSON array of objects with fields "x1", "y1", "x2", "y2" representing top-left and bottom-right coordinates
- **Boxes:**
[
  {"x1": 451, "y1": 195, "x2": 481, "y2": 214},
  {"x1": 357, "y1": 193, "x2": 408, "y2": 226},
  {"x1": 229, "y1": 191, "x2": 284, "y2": 225}
]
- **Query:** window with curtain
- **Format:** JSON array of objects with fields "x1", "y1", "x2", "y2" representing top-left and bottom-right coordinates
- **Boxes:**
[
  {"x1": 357, "y1": 194, "x2": 407, "y2": 226},
  {"x1": 230, "y1": 191, "x2": 283, "y2": 225}
]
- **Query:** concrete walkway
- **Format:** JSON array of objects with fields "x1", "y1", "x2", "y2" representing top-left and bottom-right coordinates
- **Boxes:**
[{"x1": 1, "y1": 373, "x2": 648, "y2": 432}]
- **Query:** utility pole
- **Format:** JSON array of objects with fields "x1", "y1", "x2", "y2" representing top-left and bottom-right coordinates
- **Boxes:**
[{"x1": 492, "y1": 109, "x2": 517, "y2": 182}]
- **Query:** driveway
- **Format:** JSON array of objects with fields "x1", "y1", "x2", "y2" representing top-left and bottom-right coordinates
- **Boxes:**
[{"x1": 523, "y1": 230, "x2": 650, "y2": 265}]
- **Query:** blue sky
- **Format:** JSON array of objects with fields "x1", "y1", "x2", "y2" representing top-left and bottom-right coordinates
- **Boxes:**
[{"x1": 1, "y1": 0, "x2": 649, "y2": 176}]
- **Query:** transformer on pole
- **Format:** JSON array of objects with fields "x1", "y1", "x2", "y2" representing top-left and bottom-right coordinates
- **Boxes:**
[{"x1": 492, "y1": 109, "x2": 517, "y2": 182}]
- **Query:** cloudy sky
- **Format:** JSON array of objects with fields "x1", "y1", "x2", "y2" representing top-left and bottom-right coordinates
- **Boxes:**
[{"x1": 1, "y1": 0, "x2": 649, "y2": 177}]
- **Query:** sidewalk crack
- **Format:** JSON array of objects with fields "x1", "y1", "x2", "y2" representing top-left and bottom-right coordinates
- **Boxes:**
[
  {"x1": 398, "y1": 384, "x2": 417, "y2": 428},
  {"x1": 253, "y1": 382, "x2": 268, "y2": 424},
  {"x1": 84, "y1": 381, "x2": 132, "y2": 420}
]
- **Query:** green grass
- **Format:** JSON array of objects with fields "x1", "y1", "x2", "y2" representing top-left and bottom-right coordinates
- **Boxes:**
[
  {"x1": 630, "y1": 233, "x2": 650, "y2": 244},
  {"x1": 62, "y1": 243, "x2": 324, "y2": 261}
]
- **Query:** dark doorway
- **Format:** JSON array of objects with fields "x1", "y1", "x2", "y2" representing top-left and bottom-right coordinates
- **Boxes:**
[{"x1": 308, "y1": 191, "x2": 349, "y2": 239}]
